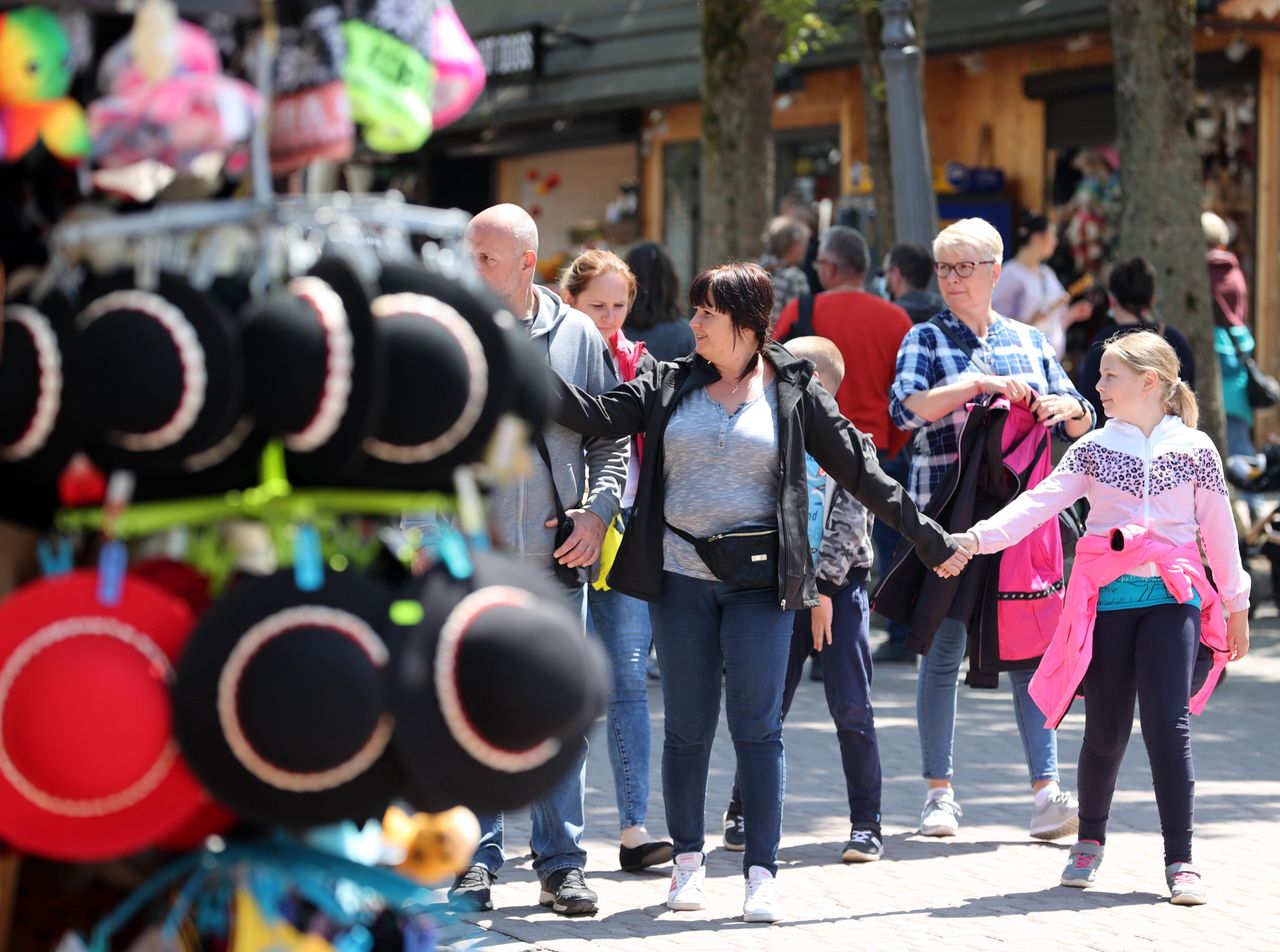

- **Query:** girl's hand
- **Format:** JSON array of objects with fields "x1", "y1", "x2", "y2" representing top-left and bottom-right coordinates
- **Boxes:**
[
  {"x1": 1227, "y1": 611, "x2": 1250, "y2": 661},
  {"x1": 811, "y1": 594, "x2": 834, "y2": 652}
]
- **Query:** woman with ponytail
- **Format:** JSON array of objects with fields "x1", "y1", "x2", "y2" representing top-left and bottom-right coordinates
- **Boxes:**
[{"x1": 941, "y1": 330, "x2": 1251, "y2": 907}]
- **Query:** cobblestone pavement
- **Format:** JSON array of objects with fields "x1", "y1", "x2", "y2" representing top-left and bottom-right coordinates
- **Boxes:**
[{"x1": 441, "y1": 590, "x2": 1280, "y2": 952}]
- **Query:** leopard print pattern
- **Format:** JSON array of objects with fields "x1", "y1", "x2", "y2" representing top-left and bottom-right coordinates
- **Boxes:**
[{"x1": 1059, "y1": 441, "x2": 1229, "y2": 498}]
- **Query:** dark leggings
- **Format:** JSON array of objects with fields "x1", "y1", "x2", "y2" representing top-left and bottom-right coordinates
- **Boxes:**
[{"x1": 1078, "y1": 602, "x2": 1199, "y2": 866}]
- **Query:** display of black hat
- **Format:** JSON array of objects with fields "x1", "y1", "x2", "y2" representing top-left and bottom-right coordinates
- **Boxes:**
[
  {"x1": 241, "y1": 255, "x2": 386, "y2": 479},
  {"x1": 389, "y1": 550, "x2": 608, "y2": 812},
  {"x1": 72, "y1": 271, "x2": 246, "y2": 476},
  {"x1": 1, "y1": 294, "x2": 82, "y2": 478},
  {"x1": 170, "y1": 568, "x2": 405, "y2": 827}
]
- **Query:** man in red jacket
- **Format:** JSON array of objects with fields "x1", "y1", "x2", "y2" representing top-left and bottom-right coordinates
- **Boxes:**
[{"x1": 775, "y1": 226, "x2": 915, "y2": 662}]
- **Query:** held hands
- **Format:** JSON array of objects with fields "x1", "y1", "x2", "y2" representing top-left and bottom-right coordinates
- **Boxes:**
[
  {"x1": 811, "y1": 594, "x2": 834, "y2": 652},
  {"x1": 1227, "y1": 611, "x2": 1250, "y2": 662},
  {"x1": 934, "y1": 531, "x2": 979, "y2": 579},
  {"x1": 546, "y1": 509, "x2": 607, "y2": 569}
]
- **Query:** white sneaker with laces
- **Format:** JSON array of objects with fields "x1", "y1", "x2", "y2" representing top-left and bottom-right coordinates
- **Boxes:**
[
  {"x1": 919, "y1": 790, "x2": 962, "y2": 836},
  {"x1": 742, "y1": 865, "x2": 783, "y2": 923},
  {"x1": 1030, "y1": 788, "x2": 1080, "y2": 840},
  {"x1": 666, "y1": 852, "x2": 705, "y2": 911}
]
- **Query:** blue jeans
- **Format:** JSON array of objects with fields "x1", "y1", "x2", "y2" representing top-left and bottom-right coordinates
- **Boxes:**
[
  {"x1": 917, "y1": 617, "x2": 1059, "y2": 785},
  {"x1": 650, "y1": 571, "x2": 794, "y2": 876},
  {"x1": 873, "y1": 448, "x2": 911, "y2": 646},
  {"x1": 587, "y1": 582, "x2": 654, "y2": 832},
  {"x1": 731, "y1": 575, "x2": 882, "y2": 826},
  {"x1": 472, "y1": 582, "x2": 589, "y2": 878}
]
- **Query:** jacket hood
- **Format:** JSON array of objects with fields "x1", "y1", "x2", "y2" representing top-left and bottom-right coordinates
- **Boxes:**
[{"x1": 529, "y1": 284, "x2": 573, "y2": 338}]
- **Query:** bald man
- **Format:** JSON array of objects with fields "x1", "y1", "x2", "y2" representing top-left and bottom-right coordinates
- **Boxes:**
[{"x1": 451, "y1": 204, "x2": 627, "y2": 917}]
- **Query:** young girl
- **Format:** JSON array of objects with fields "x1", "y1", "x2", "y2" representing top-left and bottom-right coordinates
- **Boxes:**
[{"x1": 939, "y1": 330, "x2": 1250, "y2": 906}]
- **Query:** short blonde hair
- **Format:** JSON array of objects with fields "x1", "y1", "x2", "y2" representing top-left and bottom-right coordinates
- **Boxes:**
[
  {"x1": 1103, "y1": 330, "x2": 1198, "y2": 428},
  {"x1": 933, "y1": 217, "x2": 1003, "y2": 265},
  {"x1": 1201, "y1": 211, "x2": 1230, "y2": 249},
  {"x1": 787, "y1": 336, "x2": 845, "y2": 391}
]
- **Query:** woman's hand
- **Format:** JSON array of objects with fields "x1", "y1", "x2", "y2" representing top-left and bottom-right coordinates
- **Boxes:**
[
  {"x1": 1028, "y1": 393, "x2": 1085, "y2": 429},
  {"x1": 934, "y1": 531, "x2": 977, "y2": 579},
  {"x1": 975, "y1": 375, "x2": 1035, "y2": 405},
  {"x1": 811, "y1": 594, "x2": 834, "y2": 652},
  {"x1": 1227, "y1": 610, "x2": 1250, "y2": 661}
]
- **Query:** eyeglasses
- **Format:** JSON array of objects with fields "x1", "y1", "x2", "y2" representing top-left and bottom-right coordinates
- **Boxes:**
[
  {"x1": 816, "y1": 257, "x2": 839, "y2": 268},
  {"x1": 933, "y1": 260, "x2": 994, "y2": 279}
]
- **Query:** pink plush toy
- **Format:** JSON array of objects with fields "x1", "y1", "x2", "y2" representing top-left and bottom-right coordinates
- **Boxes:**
[{"x1": 429, "y1": 0, "x2": 485, "y2": 129}]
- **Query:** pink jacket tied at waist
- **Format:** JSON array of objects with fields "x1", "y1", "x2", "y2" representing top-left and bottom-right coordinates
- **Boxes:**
[{"x1": 1029, "y1": 525, "x2": 1230, "y2": 729}]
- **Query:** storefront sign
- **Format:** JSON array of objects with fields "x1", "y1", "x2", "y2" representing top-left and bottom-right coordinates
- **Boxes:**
[{"x1": 475, "y1": 27, "x2": 542, "y2": 80}]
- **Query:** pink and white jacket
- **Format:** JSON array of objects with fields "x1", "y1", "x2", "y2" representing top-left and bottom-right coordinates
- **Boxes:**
[{"x1": 967, "y1": 415, "x2": 1250, "y2": 725}]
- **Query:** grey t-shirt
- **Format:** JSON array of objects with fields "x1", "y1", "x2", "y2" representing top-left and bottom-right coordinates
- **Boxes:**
[{"x1": 662, "y1": 382, "x2": 780, "y2": 579}]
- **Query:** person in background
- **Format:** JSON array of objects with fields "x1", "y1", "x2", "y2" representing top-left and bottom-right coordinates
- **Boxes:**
[
  {"x1": 1076, "y1": 257, "x2": 1195, "y2": 424},
  {"x1": 882, "y1": 242, "x2": 945, "y2": 324},
  {"x1": 779, "y1": 190, "x2": 823, "y2": 294},
  {"x1": 760, "y1": 216, "x2": 812, "y2": 324},
  {"x1": 1204, "y1": 211, "x2": 1263, "y2": 518},
  {"x1": 624, "y1": 241, "x2": 695, "y2": 362},
  {"x1": 890, "y1": 217, "x2": 1093, "y2": 843},
  {"x1": 993, "y1": 212, "x2": 1093, "y2": 361},
  {"x1": 724, "y1": 336, "x2": 890, "y2": 865},
  {"x1": 449, "y1": 204, "x2": 629, "y2": 918},
  {"x1": 943, "y1": 330, "x2": 1250, "y2": 907},
  {"x1": 775, "y1": 228, "x2": 916, "y2": 667},
  {"x1": 559, "y1": 249, "x2": 672, "y2": 874}
]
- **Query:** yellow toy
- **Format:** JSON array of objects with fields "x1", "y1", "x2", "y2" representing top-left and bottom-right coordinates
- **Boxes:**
[
  {"x1": 0, "y1": 6, "x2": 90, "y2": 162},
  {"x1": 382, "y1": 804, "x2": 482, "y2": 885}
]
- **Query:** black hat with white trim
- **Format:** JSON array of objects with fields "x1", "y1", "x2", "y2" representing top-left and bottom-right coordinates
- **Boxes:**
[
  {"x1": 72, "y1": 271, "x2": 246, "y2": 476},
  {"x1": 348, "y1": 263, "x2": 515, "y2": 490},
  {"x1": 241, "y1": 256, "x2": 386, "y2": 480},
  {"x1": 0, "y1": 294, "x2": 82, "y2": 478},
  {"x1": 170, "y1": 568, "x2": 405, "y2": 827},
  {"x1": 389, "y1": 551, "x2": 608, "y2": 812}
]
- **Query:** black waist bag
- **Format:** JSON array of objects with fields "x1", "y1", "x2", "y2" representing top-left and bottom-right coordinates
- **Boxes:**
[{"x1": 666, "y1": 522, "x2": 779, "y2": 590}]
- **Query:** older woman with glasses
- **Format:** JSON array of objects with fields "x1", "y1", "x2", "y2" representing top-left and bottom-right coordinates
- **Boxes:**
[{"x1": 887, "y1": 218, "x2": 1095, "y2": 842}]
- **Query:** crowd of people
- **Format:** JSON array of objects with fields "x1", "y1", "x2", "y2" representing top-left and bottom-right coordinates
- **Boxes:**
[{"x1": 437, "y1": 199, "x2": 1255, "y2": 924}]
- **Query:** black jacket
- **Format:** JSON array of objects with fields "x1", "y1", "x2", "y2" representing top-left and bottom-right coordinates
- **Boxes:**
[{"x1": 553, "y1": 341, "x2": 956, "y2": 610}]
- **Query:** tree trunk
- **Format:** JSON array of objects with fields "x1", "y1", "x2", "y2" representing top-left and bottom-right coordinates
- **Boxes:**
[
  {"x1": 699, "y1": 0, "x2": 785, "y2": 268},
  {"x1": 1108, "y1": 0, "x2": 1226, "y2": 450},
  {"x1": 859, "y1": 3, "x2": 896, "y2": 251}
]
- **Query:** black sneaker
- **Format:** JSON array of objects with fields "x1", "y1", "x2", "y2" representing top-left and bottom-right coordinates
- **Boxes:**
[
  {"x1": 722, "y1": 810, "x2": 746, "y2": 852},
  {"x1": 539, "y1": 867, "x2": 598, "y2": 916},
  {"x1": 449, "y1": 865, "x2": 496, "y2": 911},
  {"x1": 619, "y1": 840, "x2": 674, "y2": 872},
  {"x1": 871, "y1": 640, "x2": 916, "y2": 664},
  {"x1": 841, "y1": 826, "x2": 883, "y2": 863}
]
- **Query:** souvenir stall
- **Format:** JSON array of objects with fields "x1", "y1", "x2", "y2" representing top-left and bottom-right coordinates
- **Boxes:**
[{"x1": 0, "y1": 2, "x2": 609, "y2": 948}]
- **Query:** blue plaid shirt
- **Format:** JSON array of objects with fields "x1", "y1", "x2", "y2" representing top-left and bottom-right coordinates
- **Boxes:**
[{"x1": 890, "y1": 310, "x2": 1094, "y2": 510}]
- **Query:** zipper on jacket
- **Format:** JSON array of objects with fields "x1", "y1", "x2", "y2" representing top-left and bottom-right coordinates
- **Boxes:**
[
  {"x1": 1142, "y1": 431, "x2": 1152, "y2": 527},
  {"x1": 706, "y1": 528, "x2": 776, "y2": 542}
]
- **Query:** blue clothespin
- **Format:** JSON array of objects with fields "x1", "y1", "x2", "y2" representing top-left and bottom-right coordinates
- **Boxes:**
[
  {"x1": 293, "y1": 523, "x2": 324, "y2": 592},
  {"x1": 334, "y1": 925, "x2": 375, "y2": 952},
  {"x1": 435, "y1": 522, "x2": 472, "y2": 580},
  {"x1": 37, "y1": 536, "x2": 74, "y2": 577},
  {"x1": 96, "y1": 540, "x2": 127, "y2": 606}
]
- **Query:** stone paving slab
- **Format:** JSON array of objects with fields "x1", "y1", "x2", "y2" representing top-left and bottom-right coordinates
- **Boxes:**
[{"x1": 442, "y1": 595, "x2": 1280, "y2": 951}]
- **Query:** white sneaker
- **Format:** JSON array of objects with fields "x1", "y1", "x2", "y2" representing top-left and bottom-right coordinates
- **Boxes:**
[
  {"x1": 742, "y1": 866, "x2": 783, "y2": 923},
  {"x1": 666, "y1": 852, "x2": 705, "y2": 910},
  {"x1": 1030, "y1": 788, "x2": 1080, "y2": 840},
  {"x1": 919, "y1": 790, "x2": 962, "y2": 836}
]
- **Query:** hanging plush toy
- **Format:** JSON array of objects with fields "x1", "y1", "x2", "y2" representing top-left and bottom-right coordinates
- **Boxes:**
[
  {"x1": 429, "y1": 0, "x2": 484, "y2": 129},
  {"x1": 0, "y1": 6, "x2": 90, "y2": 162},
  {"x1": 382, "y1": 804, "x2": 481, "y2": 884}
]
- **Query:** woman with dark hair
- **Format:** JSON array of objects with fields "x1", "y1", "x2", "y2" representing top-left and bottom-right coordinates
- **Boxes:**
[
  {"x1": 992, "y1": 211, "x2": 1093, "y2": 360},
  {"x1": 550, "y1": 261, "x2": 958, "y2": 922},
  {"x1": 1076, "y1": 257, "x2": 1196, "y2": 423},
  {"x1": 622, "y1": 241, "x2": 695, "y2": 362}
]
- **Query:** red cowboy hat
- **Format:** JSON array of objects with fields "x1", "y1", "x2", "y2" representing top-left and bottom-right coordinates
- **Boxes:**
[{"x1": 0, "y1": 571, "x2": 207, "y2": 861}]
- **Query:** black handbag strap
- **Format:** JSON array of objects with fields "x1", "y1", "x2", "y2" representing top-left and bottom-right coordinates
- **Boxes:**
[
  {"x1": 532, "y1": 430, "x2": 570, "y2": 525},
  {"x1": 930, "y1": 313, "x2": 994, "y2": 376},
  {"x1": 663, "y1": 520, "x2": 701, "y2": 546},
  {"x1": 789, "y1": 293, "x2": 815, "y2": 340}
]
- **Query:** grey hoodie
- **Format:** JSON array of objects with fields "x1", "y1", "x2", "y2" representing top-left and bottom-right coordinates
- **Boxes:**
[{"x1": 488, "y1": 285, "x2": 628, "y2": 563}]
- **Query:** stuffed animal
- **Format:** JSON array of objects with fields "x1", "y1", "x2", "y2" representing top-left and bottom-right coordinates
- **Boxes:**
[
  {"x1": 0, "y1": 6, "x2": 90, "y2": 162},
  {"x1": 382, "y1": 804, "x2": 481, "y2": 884}
]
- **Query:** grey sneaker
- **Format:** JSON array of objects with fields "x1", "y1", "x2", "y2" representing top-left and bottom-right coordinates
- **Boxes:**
[
  {"x1": 919, "y1": 792, "x2": 962, "y2": 836},
  {"x1": 1166, "y1": 862, "x2": 1208, "y2": 906},
  {"x1": 539, "y1": 867, "x2": 598, "y2": 916},
  {"x1": 1030, "y1": 789, "x2": 1080, "y2": 840},
  {"x1": 449, "y1": 864, "x2": 496, "y2": 911},
  {"x1": 722, "y1": 810, "x2": 746, "y2": 852},
  {"x1": 1060, "y1": 840, "x2": 1104, "y2": 888}
]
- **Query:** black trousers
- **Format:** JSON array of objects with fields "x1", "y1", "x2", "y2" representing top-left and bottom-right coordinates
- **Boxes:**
[{"x1": 1078, "y1": 602, "x2": 1200, "y2": 866}]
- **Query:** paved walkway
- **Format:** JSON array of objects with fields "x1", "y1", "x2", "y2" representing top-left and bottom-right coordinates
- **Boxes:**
[{"x1": 442, "y1": 587, "x2": 1280, "y2": 952}]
